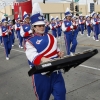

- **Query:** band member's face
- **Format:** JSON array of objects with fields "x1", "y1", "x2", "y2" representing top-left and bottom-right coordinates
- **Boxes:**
[
  {"x1": 73, "y1": 18, "x2": 76, "y2": 21},
  {"x1": 57, "y1": 19, "x2": 59, "y2": 21},
  {"x1": 3, "y1": 22, "x2": 7, "y2": 26},
  {"x1": 98, "y1": 15, "x2": 100, "y2": 18},
  {"x1": 10, "y1": 22, "x2": 12, "y2": 25},
  {"x1": 66, "y1": 16, "x2": 71, "y2": 20},
  {"x1": 25, "y1": 17, "x2": 30, "y2": 23},
  {"x1": 94, "y1": 14, "x2": 97, "y2": 18},
  {"x1": 33, "y1": 24, "x2": 45, "y2": 34},
  {"x1": 52, "y1": 20, "x2": 55, "y2": 23},
  {"x1": 18, "y1": 20, "x2": 20, "y2": 23},
  {"x1": 80, "y1": 17, "x2": 83, "y2": 19},
  {"x1": 87, "y1": 17, "x2": 90, "y2": 20}
]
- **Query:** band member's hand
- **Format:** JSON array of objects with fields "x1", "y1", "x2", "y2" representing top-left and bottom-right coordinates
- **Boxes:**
[
  {"x1": 41, "y1": 57, "x2": 52, "y2": 63},
  {"x1": 70, "y1": 26, "x2": 73, "y2": 30},
  {"x1": 5, "y1": 32, "x2": 8, "y2": 35},
  {"x1": 54, "y1": 26, "x2": 56, "y2": 28},
  {"x1": 29, "y1": 30, "x2": 32, "y2": 34},
  {"x1": 58, "y1": 51, "x2": 64, "y2": 58}
]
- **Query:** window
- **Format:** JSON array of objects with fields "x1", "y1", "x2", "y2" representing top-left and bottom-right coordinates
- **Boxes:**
[{"x1": 44, "y1": 13, "x2": 50, "y2": 21}]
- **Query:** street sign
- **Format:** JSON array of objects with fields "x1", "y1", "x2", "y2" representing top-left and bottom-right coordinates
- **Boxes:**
[
  {"x1": 79, "y1": 12, "x2": 82, "y2": 14},
  {"x1": 74, "y1": 0, "x2": 79, "y2": 2},
  {"x1": 4, "y1": 14, "x2": 8, "y2": 17}
]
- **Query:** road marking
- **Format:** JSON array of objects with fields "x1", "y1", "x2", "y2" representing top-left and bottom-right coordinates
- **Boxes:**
[
  {"x1": 0, "y1": 46, "x2": 25, "y2": 53},
  {"x1": 80, "y1": 65, "x2": 100, "y2": 71},
  {"x1": 0, "y1": 46, "x2": 100, "y2": 71}
]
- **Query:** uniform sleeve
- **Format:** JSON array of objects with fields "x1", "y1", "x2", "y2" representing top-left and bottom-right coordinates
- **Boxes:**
[
  {"x1": 92, "y1": 19, "x2": 97, "y2": 25},
  {"x1": 0, "y1": 27, "x2": 2, "y2": 36},
  {"x1": 79, "y1": 20, "x2": 81, "y2": 24},
  {"x1": 15, "y1": 24, "x2": 17, "y2": 30},
  {"x1": 49, "y1": 24, "x2": 53, "y2": 29},
  {"x1": 57, "y1": 47, "x2": 60, "y2": 52},
  {"x1": 25, "y1": 41, "x2": 43, "y2": 65},
  {"x1": 61, "y1": 22, "x2": 66, "y2": 31},
  {"x1": 86, "y1": 21, "x2": 89, "y2": 26},
  {"x1": 62, "y1": 22, "x2": 72, "y2": 32},
  {"x1": 20, "y1": 26, "x2": 25, "y2": 37},
  {"x1": 20, "y1": 26, "x2": 31, "y2": 37},
  {"x1": 49, "y1": 24, "x2": 56, "y2": 30}
]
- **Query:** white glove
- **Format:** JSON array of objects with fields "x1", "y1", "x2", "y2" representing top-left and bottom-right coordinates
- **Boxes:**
[
  {"x1": 54, "y1": 26, "x2": 56, "y2": 28},
  {"x1": 70, "y1": 26, "x2": 73, "y2": 29},
  {"x1": 28, "y1": 30, "x2": 32, "y2": 34},
  {"x1": 8, "y1": 30, "x2": 11, "y2": 33},
  {"x1": 5, "y1": 32, "x2": 8, "y2": 35}
]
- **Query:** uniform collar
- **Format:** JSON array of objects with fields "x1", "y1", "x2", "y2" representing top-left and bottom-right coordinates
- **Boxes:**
[{"x1": 34, "y1": 33, "x2": 44, "y2": 36}]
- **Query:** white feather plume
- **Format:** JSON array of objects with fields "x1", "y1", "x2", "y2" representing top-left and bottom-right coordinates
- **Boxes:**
[{"x1": 32, "y1": 3, "x2": 43, "y2": 16}]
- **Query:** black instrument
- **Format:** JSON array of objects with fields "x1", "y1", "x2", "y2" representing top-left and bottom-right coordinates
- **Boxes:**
[{"x1": 28, "y1": 49, "x2": 98, "y2": 76}]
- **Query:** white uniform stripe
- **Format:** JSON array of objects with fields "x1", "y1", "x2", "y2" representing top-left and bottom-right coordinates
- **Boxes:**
[{"x1": 44, "y1": 36, "x2": 57, "y2": 56}]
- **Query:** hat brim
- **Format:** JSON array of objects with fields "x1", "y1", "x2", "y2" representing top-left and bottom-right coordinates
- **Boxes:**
[
  {"x1": 32, "y1": 21, "x2": 45, "y2": 26},
  {"x1": 65, "y1": 14, "x2": 72, "y2": 16},
  {"x1": 2, "y1": 21, "x2": 7, "y2": 23},
  {"x1": 24, "y1": 16, "x2": 30, "y2": 19}
]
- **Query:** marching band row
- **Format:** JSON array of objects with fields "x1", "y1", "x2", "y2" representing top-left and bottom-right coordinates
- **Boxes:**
[{"x1": 0, "y1": 8, "x2": 99, "y2": 61}]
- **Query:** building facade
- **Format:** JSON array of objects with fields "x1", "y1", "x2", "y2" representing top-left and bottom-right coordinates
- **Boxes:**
[{"x1": 0, "y1": 0, "x2": 100, "y2": 20}]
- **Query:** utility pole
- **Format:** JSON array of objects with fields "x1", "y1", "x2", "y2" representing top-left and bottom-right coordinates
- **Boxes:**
[
  {"x1": 86, "y1": 0, "x2": 87, "y2": 15},
  {"x1": 70, "y1": 0, "x2": 74, "y2": 15},
  {"x1": 72, "y1": 0, "x2": 74, "y2": 15},
  {"x1": 93, "y1": 0, "x2": 97, "y2": 12}
]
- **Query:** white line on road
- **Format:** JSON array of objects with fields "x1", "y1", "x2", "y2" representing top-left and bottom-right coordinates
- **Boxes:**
[
  {"x1": 0, "y1": 46, "x2": 100, "y2": 71},
  {"x1": 0, "y1": 46, "x2": 25, "y2": 53},
  {"x1": 80, "y1": 65, "x2": 100, "y2": 71}
]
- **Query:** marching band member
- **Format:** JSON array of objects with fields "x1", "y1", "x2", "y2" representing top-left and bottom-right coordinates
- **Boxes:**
[
  {"x1": 86, "y1": 15, "x2": 92, "y2": 37},
  {"x1": 91, "y1": 12, "x2": 99, "y2": 41},
  {"x1": 8, "y1": 18, "x2": 15, "y2": 47},
  {"x1": 20, "y1": 11, "x2": 33, "y2": 68},
  {"x1": 61, "y1": 8, "x2": 77, "y2": 56},
  {"x1": 0, "y1": 15, "x2": 12, "y2": 60},
  {"x1": 71, "y1": 15, "x2": 78, "y2": 55},
  {"x1": 25, "y1": 3, "x2": 66, "y2": 100},
  {"x1": 55, "y1": 16, "x2": 62, "y2": 39},
  {"x1": 49, "y1": 16, "x2": 57, "y2": 38},
  {"x1": 97, "y1": 13, "x2": 100, "y2": 35},
  {"x1": 0, "y1": 20, "x2": 2, "y2": 45},
  {"x1": 79, "y1": 14, "x2": 85, "y2": 35},
  {"x1": 14, "y1": 20, "x2": 18, "y2": 39},
  {"x1": 15, "y1": 15, "x2": 23, "y2": 48},
  {"x1": 20, "y1": 11, "x2": 32, "y2": 39}
]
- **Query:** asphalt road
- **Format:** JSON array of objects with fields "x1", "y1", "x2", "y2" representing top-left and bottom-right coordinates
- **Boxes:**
[{"x1": 0, "y1": 31, "x2": 100, "y2": 100}]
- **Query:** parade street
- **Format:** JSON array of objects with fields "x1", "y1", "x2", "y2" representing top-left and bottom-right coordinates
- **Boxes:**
[{"x1": 0, "y1": 32, "x2": 100, "y2": 100}]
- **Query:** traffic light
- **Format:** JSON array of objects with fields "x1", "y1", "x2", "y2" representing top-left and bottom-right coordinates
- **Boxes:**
[
  {"x1": 90, "y1": 3, "x2": 94, "y2": 13},
  {"x1": 76, "y1": 13, "x2": 79, "y2": 16},
  {"x1": 70, "y1": 2, "x2": 74, "y2": 11},
  {"x1": 43, "y1": 0, "x2": 45, "y2": 3},
  {"x1": 75, "y1": 5, "x2": 79, "y2": 12}
]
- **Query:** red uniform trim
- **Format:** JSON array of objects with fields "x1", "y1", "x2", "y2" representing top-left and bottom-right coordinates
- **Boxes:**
[
  {"x1": 24, "y1": 32, "x2": 30, "y2": 37},
  {"x1": 66, "y1": 27, "x2": 71, "y2": 32}
]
